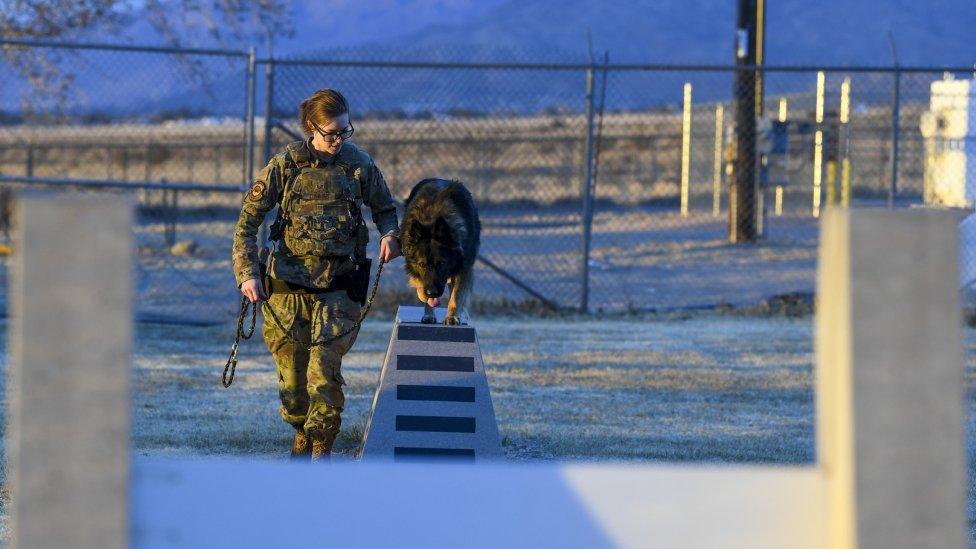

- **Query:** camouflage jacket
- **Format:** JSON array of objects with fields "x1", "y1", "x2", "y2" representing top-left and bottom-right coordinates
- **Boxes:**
[{"x1": 232, "y1": 138, "x2": 399, "y2": 288}]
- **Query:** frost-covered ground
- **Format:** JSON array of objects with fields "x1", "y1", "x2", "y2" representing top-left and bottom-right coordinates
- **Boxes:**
[
  {"x1": 0, "y1": 204, "x2": 822, "y2": 324},
  {"x1": 0, "y1": 312, "x2": 974, "y2": 542},
  {"x1": 118, "y1": 312, "x2": 821, "y2": 462}
]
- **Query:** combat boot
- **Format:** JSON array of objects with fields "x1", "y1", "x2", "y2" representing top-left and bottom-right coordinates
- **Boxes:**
[
  {"x1": 310, "y1": 433, "x2": 336, "y2": 462},
  {"x1": 290, "y1": 426, "x2": 311, "y2": 459}
]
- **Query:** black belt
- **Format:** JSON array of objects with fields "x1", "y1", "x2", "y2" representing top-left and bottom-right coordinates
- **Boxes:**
[{"x1": 267, "y1": 273, "x2": 352, "y2": 295}]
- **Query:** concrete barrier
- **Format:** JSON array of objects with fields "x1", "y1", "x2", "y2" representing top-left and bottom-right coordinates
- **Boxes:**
[
  {"x1": 816, "y1": 207, "x2": 966, "y2": 549},
  {"x1": 8, "y1": 195, "x2": 132, "y2": 549}
]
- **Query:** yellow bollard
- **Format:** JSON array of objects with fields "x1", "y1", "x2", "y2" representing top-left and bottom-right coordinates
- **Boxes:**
[
  {"x1": 680, "y1": 83, "x2": 692, "y2": 217},
  {"x1": 813, "y1": 130, "x2": 824, "y2": 218},
  {"x1": 813, "y1": 71, "x2": 826, "y2": 218},
  {"x1": 839, "y1": 77, "x2": 852, "y2": 207},
  {"x1": 713, "y1": 104, "x2": 723, "y2": 217}
]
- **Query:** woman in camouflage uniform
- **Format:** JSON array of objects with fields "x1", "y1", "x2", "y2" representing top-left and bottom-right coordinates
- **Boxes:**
[{"x1": 232, "y1": 89, "x2": 401, "y2": 461}]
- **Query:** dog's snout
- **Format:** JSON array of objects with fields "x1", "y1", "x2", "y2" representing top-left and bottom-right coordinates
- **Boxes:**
[{"x1": 424, "y1": 288, "x2": 440, "y2": 298}]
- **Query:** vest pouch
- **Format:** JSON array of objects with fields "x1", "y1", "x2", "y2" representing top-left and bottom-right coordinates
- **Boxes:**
[
  {"x1": 282, "y1": 165, "x2": 361, "y2": 259},
  {"x1": 284, "y1": 211, "x2": 358, "y2": 258}
]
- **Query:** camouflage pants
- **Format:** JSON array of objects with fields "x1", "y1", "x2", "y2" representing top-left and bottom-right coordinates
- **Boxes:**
[{"x1": 261, "y1": 288, "x2": 361, "y2": 440}]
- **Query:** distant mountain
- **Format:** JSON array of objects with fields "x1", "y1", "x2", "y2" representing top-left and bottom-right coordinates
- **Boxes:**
[
  {"x1": 269, "y1": 0, "x2": 976, "y2": 117},
  {"x1": 272, "y1": 0, "x2": 510, "y2": 58},
  {"x1": 2, "y1": 0, "x2": 975, "y2": 118},
  {"x1": 291, "y1": 0, "x2": 976, "y2": 66}
]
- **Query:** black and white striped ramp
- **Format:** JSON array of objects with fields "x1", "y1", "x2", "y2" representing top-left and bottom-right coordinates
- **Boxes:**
[{"x1": 360, "y1": 306, "x2": 502, "y2": 462}]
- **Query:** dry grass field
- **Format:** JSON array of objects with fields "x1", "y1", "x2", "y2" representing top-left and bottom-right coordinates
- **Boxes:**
[{"x1": 0, "y1": 103, "x2": 929, "y2": 207}]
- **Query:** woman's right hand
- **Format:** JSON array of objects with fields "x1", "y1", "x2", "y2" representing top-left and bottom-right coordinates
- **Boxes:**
[{"x1": 240, "y1": 278, "x2": 267, "y2": 303}]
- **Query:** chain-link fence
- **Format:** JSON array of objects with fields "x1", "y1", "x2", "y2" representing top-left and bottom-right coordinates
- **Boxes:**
[
  {"x1": 586, "y1": 67, "x2": 892, "y2": 311},
  {"x1": 2, "y1": 39, "x2": 974, "y2": 322},
  {"x1": 0, "y1": 40, "x2": 251, "y2": 323},
  {"x1": 267, "y1": 59, "x2": 591, "y2": 312}
]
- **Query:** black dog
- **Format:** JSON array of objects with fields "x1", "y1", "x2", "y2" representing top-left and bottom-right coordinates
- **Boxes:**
[{"x1": 400, "y1": 178, "x2": 481, "y2": 325}]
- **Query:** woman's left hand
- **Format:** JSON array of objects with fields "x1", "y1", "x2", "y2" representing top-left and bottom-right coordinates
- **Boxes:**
[{"x1": 379, "y1": 235, "x2": 401, "y2": 263}]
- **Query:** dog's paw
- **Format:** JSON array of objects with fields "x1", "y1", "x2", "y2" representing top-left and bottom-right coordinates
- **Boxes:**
[
  {"x1": 444, "y1": 315, "x2": 461, "y2": 326},
  {"x1": 421, "y1": 314, "x2": 437, "y2": 324}
]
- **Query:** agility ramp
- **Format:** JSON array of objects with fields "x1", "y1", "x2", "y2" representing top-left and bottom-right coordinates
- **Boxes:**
[{"x1": 360, "y1": 305, "x2": 503, "y2": 461}]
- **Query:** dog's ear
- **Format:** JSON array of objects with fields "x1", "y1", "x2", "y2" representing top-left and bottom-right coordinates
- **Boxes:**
[{"x1": 433, "y1": 217, "x2": 455, "y2": 245}]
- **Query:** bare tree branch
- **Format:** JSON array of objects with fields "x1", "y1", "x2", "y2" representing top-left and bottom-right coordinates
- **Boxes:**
[{"x1": 1, "y1": 0, "x2": 291, "y2": 120}]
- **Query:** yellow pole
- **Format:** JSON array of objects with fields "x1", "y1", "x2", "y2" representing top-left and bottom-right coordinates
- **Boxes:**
[
  {"x1": 839, "y1": 78, "x2": 850, "y2": 124},
  {"x1": 713, "y1": 104, "x2": 724, "y2": 217},
  {"x1": 813, "y1": 71, "x2": 825, "y2": 218},
  {"x1": 813, "y1": 130, "x2": 824, "y2": 218},
  {"x1": 775, "y1": 97, "x2": 787, "y2": 217},
  {"x1": 815, "y1": 71, "x2": 825, "y2": 124},
  {"x1": 839, "y1": 77, "x2": 852, "y2": 206},
  {"x1": 681, "y1": 83, "x2": 692, "y2": 217}
]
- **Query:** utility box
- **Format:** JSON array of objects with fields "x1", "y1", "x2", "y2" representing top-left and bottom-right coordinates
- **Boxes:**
[{"x1": 920, "y1": 77, "x2": 976, "y2": 207}]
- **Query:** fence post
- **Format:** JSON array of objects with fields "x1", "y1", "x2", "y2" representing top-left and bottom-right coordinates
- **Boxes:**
[
  {"x1": 143, "y1": 144, "x2": 152, "y2": 205},
  {"x1": 171, "y1": 189, "x2": 179, "y2": 246},
  {"x1": 263, "y1": 57, "x2": 276, "y2": 166},
  {"x1": 579, "y1": 64, "x2": 597, "y2": 313},
  {"x1": 712, "y1": 104, "x2": 724, "y2": 217},
  {"x1": 25, "y1": 144, "x2": 34, "y2": 178},
  {"x1": 888, "y1": 67, "x2": 901, "y2": 208},
  {"x1": 258, "y1": 56, "x2": 276, "y2": 249},
  {"x1": 244, "y1": 46, "x2": 257, "y2": 186}
]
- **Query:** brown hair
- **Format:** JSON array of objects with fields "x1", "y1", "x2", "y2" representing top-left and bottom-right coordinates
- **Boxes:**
[{"x1": 299, "y1": 89, "x2": 349, "y2": 134}]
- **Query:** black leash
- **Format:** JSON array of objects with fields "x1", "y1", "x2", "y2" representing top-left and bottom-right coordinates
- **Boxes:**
[
  {"x1": 222, "y1": 294, "x2": 257, "y2": 387},
  {"x1": 221, "y1": 259, "x2": 385, "y2": 387}
]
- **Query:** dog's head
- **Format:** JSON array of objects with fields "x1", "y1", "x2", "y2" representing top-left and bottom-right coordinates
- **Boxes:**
[{"x1": 403, "y1": 216, "x2": 464, "y2": 300}]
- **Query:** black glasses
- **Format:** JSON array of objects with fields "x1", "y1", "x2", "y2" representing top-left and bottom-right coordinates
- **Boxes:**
[{"x1": 310, "y1": 121, "x2": 354, "y2": 142}]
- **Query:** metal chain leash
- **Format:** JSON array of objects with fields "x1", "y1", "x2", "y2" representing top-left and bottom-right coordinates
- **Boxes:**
[
  {"x1": 221, "y1": 259, "x2": 385, "y2": 387},
  {"x1": 222, "y1": 294, "x2": 257, "y2": 387}
]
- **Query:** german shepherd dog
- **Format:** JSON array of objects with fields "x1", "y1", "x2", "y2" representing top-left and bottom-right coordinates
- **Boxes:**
[{"x1": 401, "y1": 178, "x2": 481, "y2": 325}]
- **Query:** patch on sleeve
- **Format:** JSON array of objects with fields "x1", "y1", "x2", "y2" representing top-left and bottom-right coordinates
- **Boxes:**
[{"x1": 247, "y1": 181, "x2": 266, "y2": 202}]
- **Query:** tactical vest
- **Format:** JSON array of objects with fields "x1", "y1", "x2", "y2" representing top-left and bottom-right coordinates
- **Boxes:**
[{"x1": 269, "y1": 141, "x2": 370, "y2": 262}]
